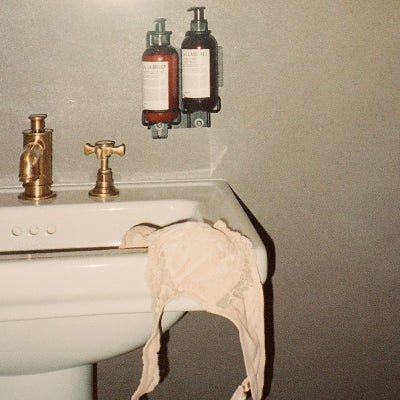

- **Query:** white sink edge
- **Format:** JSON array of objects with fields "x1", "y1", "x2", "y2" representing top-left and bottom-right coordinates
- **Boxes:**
[{"x1": 0, "y1": 179, "x2": 268, "y2": 319}]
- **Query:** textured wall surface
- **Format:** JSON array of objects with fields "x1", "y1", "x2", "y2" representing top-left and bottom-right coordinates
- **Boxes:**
[{"x1": 1, "y1": 1, "x2": 399, "y2": 399}]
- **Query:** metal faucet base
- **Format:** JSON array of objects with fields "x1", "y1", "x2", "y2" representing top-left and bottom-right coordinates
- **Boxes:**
[{"x1": 18, "y1": 190, "x2": 56, "y2": 201}]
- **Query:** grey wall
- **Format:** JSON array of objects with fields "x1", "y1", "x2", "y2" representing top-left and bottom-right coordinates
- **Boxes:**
[{"x1": 1, "y1": 0, "x2": 399, "y2": 399}]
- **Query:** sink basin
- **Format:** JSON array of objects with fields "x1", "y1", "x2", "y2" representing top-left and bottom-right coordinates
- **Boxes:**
[{"x1": 0, "y1": 179, "x2": 267, "y2": 400}]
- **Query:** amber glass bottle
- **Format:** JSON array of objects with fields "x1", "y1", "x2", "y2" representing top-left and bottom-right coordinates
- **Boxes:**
[
  {"x1": 181, "y1": 7, "x2": 218, "y2": 112},
  {"x1": 142, "y1": 19, "x2": 179, "y2": 124}
]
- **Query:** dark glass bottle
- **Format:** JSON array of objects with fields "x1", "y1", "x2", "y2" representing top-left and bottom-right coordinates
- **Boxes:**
[
  {"x1": 181, "y1": 7, "x2": 218, "y2": 112},
  {"x1": 142, "y1": 19, "x2": 179, "y2": 124}
]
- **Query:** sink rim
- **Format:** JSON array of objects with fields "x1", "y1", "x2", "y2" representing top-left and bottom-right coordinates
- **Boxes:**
[
  {"x1": 0, "y1": 179, "x2": 268, "y2": 321},
  {"x1": 0, "y1": 178, "x2": 267, "y2": 277}
]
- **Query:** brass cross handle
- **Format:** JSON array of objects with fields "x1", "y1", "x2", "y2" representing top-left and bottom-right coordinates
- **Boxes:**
[
  {"x1": 84, "y1": 140, "x2": 125, "y2": 170},
  {"x1": 84, "y1": 140, "x2": 126, "y2": 198}
]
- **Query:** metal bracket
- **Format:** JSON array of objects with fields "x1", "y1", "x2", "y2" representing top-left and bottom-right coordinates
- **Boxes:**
[
  {"x1": 151, "y1": 123, "x2": 169, "y2": 139},
  {"x1": 183, "y1": 96, "x2": 222, "y2": 128},
  {"x1": 142, "y1": 109, "x2": 181, "y2": 139}
]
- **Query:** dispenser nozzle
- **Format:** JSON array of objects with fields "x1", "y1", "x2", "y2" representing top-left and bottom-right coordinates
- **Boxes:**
[
  {"x1": 154, "y1": 18, "x2": 166, "y2": 32},
  {"x1": 188, "y1": 6, "x2": 205, "y2": 21},
  {"x1": 146, "y1": 18, "x2": 172, "y2": 48},
  {"x1": 187, "y1": 6, "x2": 208, "y2": 32}
]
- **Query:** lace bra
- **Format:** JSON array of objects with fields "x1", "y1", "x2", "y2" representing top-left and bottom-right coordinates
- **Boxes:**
[{"x1": 120, "y1": 220, "x2": 265, "y2": 400}]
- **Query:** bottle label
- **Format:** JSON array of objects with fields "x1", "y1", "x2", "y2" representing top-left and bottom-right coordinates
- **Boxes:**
[
  {"x1": 142, "y1": 61, "x2": 169, "y2": 110},
  {"x1": 182, "y1": 49, "x2": 210, "y2": 98}
]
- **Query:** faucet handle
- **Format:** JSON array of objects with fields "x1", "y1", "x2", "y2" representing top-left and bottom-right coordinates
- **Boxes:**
[
  {"x1": 84, "y1": 140, "x2": 125, "y2": 198},
  {"x1": 84, "y1": 140, "x2": 125, "y2": 161}
]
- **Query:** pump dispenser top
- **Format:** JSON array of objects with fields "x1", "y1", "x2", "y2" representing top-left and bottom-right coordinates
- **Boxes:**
[
  {"x1": 187, "y1": 6, "x2": 209, "y2": 33},
  {"x1": 146, "y1": 18, "x2": 172, "y2": 47}
]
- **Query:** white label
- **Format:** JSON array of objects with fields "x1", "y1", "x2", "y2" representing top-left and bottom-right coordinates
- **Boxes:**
[
  {"x1": 182, "y1": 49, "x2": 210, "y2": 98},
  {"x1": 142, "y1": 61, "x2": 169, "y2": 110}
]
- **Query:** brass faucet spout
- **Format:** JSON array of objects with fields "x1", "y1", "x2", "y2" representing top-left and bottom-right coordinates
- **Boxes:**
[
  {"x1": 19, "y1": 143, "x2": 43, "y2": 183},
  {"x1": 18, "y1": 114, "x2": 56, "y2": 201}
]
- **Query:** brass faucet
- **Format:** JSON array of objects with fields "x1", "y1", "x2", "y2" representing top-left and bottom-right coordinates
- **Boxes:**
[
  {"x1": 18, "y1": 114, "x2": 56, "y2": 200},
  {"x1": 84, "y1": 140, "x2": 125, "y2": 198}
]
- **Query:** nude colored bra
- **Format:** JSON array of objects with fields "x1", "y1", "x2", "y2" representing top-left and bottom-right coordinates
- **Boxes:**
[{"x1": 120, "y1": 220, "x2": 265, "y2": 400}]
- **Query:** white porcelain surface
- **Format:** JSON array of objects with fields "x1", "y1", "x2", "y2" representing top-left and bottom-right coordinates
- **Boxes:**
[{"x1": 0, "y1": 180, "x2": 267, "y2": 379}]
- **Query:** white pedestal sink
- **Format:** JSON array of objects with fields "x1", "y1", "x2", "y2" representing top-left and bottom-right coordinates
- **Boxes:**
[{"x1": 0, "y1": 180, "x2": 267, "y2": 400}]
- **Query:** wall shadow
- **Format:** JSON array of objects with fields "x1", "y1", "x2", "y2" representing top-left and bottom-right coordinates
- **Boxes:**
[{"x1": 232, "y1": 189, "x2": 276, "y2": 399}]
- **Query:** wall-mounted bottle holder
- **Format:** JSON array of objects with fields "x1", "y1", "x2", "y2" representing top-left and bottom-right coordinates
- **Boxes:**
[
  {"x1": 142, "y1": 9, "x2": 223, "y2": 139},
  {"x1": 143, "y1": 46, "x2": 223, "y2": 139}
]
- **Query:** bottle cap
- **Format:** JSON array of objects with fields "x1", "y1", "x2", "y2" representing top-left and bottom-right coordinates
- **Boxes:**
[
  {"x1": 187, "y1": 6, "x2": 209, "y2": 32},
  {"x1": 146, "y1": 18, "x2": 172, "y2": 47}
]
